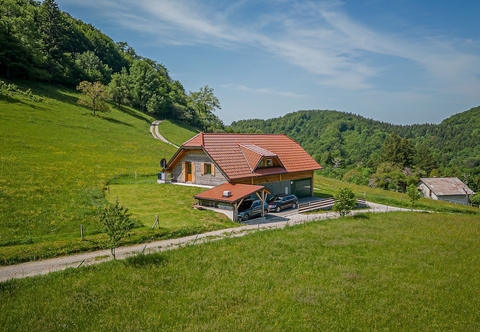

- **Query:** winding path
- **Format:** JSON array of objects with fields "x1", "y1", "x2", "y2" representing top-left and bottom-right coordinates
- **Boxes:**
[{"x1": 150, "y1": 120, "x2": 179, "y2": 148}]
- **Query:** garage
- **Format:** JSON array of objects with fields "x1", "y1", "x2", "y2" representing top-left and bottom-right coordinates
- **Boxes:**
[{"x1": 292, "y1": 178, "x2": 312, "y2": 199}]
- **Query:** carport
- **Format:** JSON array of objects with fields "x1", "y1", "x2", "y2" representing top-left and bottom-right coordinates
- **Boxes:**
[{"x1": 194, "y1": 183, "x2": 270, "y2": 221}]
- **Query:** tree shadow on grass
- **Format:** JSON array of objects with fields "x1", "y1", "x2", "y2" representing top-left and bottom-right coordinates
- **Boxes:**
[
  {"x1": 99, "y1": 115, "x2": 134, "y2": 127},
  {"x1": 124, "y1": 252, "x2": 168, "y2": 268},
  {"x1": 116, "y1": 105, "x2": 151, "y2": 124},
  {"x1": 0, "y1": 94, "x2": 49, "y2": 111},
  {"x1": 167, "y1": 118, "x2": 201, "y2": 133},
  {"x1": 352, "y1": 213, "x2": 370, "y2": 219}
]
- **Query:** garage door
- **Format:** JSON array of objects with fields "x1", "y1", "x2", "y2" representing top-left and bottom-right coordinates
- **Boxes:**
[{"x1": 292, "y1": 178, "x2": 312, "y2": 199}]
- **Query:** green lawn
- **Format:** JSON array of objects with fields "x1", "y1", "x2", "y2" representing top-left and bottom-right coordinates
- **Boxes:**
[
  {"x1": 0, "y1": 82, "x2": 233, "y2": 265},
  {"x1": 1, "y1": 212, "x2": 479, "y2": 331},
  {"x1": 106, "y1": 176, "x2": 235, "y2": 229},
  {"x1": 159, "y1": 119, "x2": 199, "y2": 146}
]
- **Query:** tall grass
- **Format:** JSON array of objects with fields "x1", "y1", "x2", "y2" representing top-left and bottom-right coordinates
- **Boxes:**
[{"x1": 1, "y1": 212, "x2": 479, "y2": 331}]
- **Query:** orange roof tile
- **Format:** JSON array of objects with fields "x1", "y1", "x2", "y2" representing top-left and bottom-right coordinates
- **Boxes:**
[
  {"x1": 182, "y1": 133, "x2": 322, "y2": 180},
  {"x1": 193, "y1": 183, "x2": 268, "y2": 203}
]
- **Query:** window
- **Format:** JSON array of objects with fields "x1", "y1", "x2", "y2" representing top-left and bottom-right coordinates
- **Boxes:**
[
  {"x1": 259, "y1": 158, "x2": 274, "y2": 167},
  {"x1": 202, "y1": 163, "x2": 214, "y2": 175},
  {"x1": 205, "y1": 163, "x2": 212, "y2": 174}
]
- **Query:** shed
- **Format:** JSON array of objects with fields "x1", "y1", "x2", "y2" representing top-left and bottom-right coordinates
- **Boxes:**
[
  {"x1": 418, "y1": 177, "x2": 475, "y2": 205},
  {"x1": 193, "y1": 182, "x2": 270, "y2": 221}
]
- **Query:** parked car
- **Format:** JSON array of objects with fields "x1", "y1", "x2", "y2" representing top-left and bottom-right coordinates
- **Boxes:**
[
  {"x1": 268, "y1": 194, "x2": 298, "y2": 212},
  {"x1": 236, "y1": 199, "x2": 268, "y2": 222}
]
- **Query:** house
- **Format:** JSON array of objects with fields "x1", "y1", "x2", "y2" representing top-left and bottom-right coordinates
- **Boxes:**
[
  {"x1": 163, "y1": 133, "x2": 322, "y2": 220},
  {"x1": 418, "y1": 177, "x2": 475, "y2": 205}
]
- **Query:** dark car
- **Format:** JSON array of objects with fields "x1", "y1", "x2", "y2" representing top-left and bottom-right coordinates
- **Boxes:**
[
  {"x1": 268, "y1": 194, "x2": 298, "y2": 212},
  {"x1": 236, "y1": 199, "x2": 268, "y2": 222}
]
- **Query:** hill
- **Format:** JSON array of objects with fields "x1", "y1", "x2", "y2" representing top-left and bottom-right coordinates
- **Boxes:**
[
  {"x1": 230, "y1": 107, "x2": 480, "y2": 191},
  {"x1": 0, "y1": 82, "x2": 231, "y2": 265},
  {"x1": 1, "y1": 0, "x2": 224, "y2": 132}
]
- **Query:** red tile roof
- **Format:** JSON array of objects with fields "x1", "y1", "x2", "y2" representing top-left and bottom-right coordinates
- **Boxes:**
[
  {"x1": 179, "y1": 133, "x2": 321, "y2": 180},
  {"x1": 194, "y1": 183, "x2": 268, "y2": 203}
]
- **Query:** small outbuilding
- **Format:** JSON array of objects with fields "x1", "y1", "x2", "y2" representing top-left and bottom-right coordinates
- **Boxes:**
[
  {"x1": 193, "y1": 182, "x2": 270, "y2": 221},
  {"x1": 418, "y1": 177, "x2": 475, "y2": 205}
]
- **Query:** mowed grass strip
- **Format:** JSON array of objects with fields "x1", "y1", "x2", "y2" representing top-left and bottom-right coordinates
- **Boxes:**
[
  {"x1": 106, "y1": 177, "x2": 235, "y2": 229},
  {"x1": 1, "y1": 212, "x2": 479, "y2": 331}
]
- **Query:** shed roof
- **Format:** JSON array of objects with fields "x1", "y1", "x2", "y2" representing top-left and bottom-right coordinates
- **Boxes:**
[
  {"x1": 169, "y1": 133, "x2": 321, "y2": 180},
  {"x1": 193, "y1": 183, "x2": 269, "y2": 203},
  {"x1": 419, "y1": 177, "x2": 475, "y2": 196}
]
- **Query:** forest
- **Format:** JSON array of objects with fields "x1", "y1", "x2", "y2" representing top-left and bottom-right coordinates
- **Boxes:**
[
  {"x1": 231, "y1": 108, "x2": 480, "y2": 194},
  {"x1": 2, "y1": 0, "x2": 479, "y2": 197},
  {"x1": 0, "y1": 0, "x2": 224, "y2": 132}
]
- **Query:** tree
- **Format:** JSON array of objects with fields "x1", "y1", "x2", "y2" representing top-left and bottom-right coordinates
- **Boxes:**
[
  {"x1": 100, "y1": 200, "x2": 134, "y2": 259},
  {"x1": 414, "y1": 143, "x2": 438, "y2": 176},
  {"x1": 129, "y1": 59, "x2": 160, "y2": 112},
  {"x1": 108, "y1": 67, "x2": 130, "y2": 108},
  {"x1": 74, "y1": 51, "x2": 111, "y2": 83},
  {"x1": 0, "y1": 0, "x2": 43, "y2": 79},
  {"x1": 333, "y1": 187, "x2": 357, "y2": 217},
  {"x1": 38, "y1": 0, "x2": 70, "y2": 77},
  {"x1": 76, "y1": 81, "x2": 110, "y2": 116},
  {"x1": 188, "y1": 85, "x2": 224, "y2": 131},
  {"x1": 379, "y1": 133, "x2": 415, "y2": 168},
  {"x1": 406, "y1": 184, "x2": 420, "y2": 210},
  {"x1": 370, "y1": 162, "x2": 405, "y2": 191},
  {"x1": 470, "y1": 193, "x2": 480, "y2": 207}
]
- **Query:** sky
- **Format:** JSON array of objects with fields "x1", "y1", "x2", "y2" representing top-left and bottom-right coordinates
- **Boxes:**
[{"x1": 55, "y1": 0, "x2": 480, "y2": 125}]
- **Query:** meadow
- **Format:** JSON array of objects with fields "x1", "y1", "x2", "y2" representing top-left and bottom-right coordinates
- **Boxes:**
[
  {"x1": 0, "y1": 82, "x2": 231, "y2": 265},
  {"x1": 315, "y1": 175, "x2": 480, "y2": 214},
  {"x1": 1, "y1": 212, "x2": 479, "y2": 331},
  {"x1": 158, "y1": 119, "x2": 200, "y2": 146}
]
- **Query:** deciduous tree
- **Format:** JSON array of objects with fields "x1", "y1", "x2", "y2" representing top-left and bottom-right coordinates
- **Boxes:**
[
  {"x1": 406, "y1": 184, "x2": 420, "y2": 210},
  {"x1": 188, "y1": 85, "x2": 224, "y2": 131},
  {"x1": 333, "y1": 187, "x2": 357, "y2": 217},
  {"x1": 108, "y1": 67, "x2": 130, "y2": 108},
  {"x1": 76, "y1": 81, "x2": 110, "y2": 116},
  {"x1": 101, "y1": 200, "x2": 134, "y2": 259}
]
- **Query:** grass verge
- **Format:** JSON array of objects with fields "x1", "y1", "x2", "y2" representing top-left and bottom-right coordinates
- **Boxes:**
[
  {"x1": 315, "y1": 173, "x2": 479, "y2": 214},
  {"x1": 0, "y1": 212, "x2": 479, "y2": 331}
]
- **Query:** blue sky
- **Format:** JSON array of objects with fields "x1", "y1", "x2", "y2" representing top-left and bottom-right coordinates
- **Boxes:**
[{"x1": 55, "y1": 0, "x2": 480, "y2": 125}]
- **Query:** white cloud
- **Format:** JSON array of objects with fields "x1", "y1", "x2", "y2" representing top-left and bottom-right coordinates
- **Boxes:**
[
  {"x1": 59, "y1": 0, "x2": 480, "y2": 95},
  {"x1": 221, "y1": 84, "x2": 307, "y2": 98}
]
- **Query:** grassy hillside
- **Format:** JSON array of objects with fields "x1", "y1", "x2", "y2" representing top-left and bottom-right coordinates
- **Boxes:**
[
  {"x1": 0, "y1": 81, "x2": 233, "y2": 265},
  {"x1": 1, "y1": 212, "x2": 479, "y2": 331},
  {"x1": 159, "y1": 119, "x2": 199, "y2": 146}
]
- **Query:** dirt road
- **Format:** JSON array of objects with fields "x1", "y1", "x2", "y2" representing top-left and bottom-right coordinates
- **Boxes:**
[{"x1": 0, "y1": 202, "x2": 410, "y2": 283}]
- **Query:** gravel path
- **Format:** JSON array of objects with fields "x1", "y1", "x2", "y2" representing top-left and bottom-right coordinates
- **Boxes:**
[
  {"x1": 149, "y1": 120, "x2": 179, "y2": 148},
  {"x1": 0, "y1": 202, "x2": 411, "y2": 282}
]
